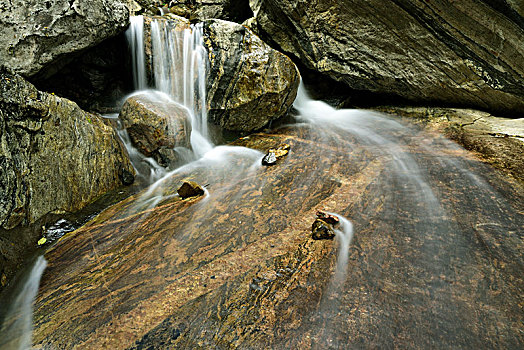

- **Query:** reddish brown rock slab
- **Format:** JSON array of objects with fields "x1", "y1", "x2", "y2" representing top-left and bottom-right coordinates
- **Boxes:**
[{"x1": 32, "y1": 121, "x2": 523, "y2": 349}]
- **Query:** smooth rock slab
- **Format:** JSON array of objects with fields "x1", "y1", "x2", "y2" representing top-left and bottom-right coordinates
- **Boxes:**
[{"x1": 32, "y1": 114, "x2": 522, "y2": 349}]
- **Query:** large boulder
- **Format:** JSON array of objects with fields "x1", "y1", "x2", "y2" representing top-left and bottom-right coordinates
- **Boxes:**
[
  {"x1": 0, "y1": 0, "x2": 130, "y2": 78},
  {"x1": 252, "y1": 0, "x2": 524, "y2": 115},
  {"x1": 119, "y1": 92, "x2": 191, "y2": 167},
  {"x1": 0, "y1": 70, "x2": 134, "y2": 230},
  {"x1": 142, "y1": 16, "x2": 300, "y2": 132},
  {"x1": 203, "y1": 19, "x2": 300, "y2": 132}
]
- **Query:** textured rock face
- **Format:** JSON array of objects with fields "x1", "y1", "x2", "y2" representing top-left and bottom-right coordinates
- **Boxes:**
[
  {"x1": 0, "y1": 0, "x2": 129, "y2": 78},
  {"x1": 0, "y1": 71, "x2": 134, "y2": 230},
  {"x1": 253, "y1": 0, "x2": 524, "y2": 115},
  {"x1": 31, "y1": 117, "x2": 522, "y2": 349},
  {"x1": 119, "y1": 92, "x2": 190, "y2": 167},
  {"x1": 203, "y1": 19, "x2": 300, "y2": 131}
]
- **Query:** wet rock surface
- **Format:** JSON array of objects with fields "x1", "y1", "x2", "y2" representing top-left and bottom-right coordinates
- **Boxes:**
[
  {"x1": 31, "y1": 117, "x2": 523, "y2": 349},
  {"x1": 0, "y1": 70, "x2": 134, "y2": 291},
  {"x1": 0, "y1": 0, "x2": 130, "y2": 78},
  {"x1": 119, "y1": 92, "x2": 191, "y2": 167},
  {"x1": 253, "y1": 0, "x2": 524, "y2": 115},
  {"x1": 311, "y1": 219, "x2": 335, "y2": 240},
  {"x1": 203, "y1": 19, "x2": 300, "y2": 132},
  {"x1": 376, "y1": 106, "x2": 524, "y2": 184}
]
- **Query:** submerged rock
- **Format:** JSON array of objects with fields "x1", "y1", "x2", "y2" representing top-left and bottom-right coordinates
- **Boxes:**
[
  {"x1": 177, "y1": 180, "x2": 205, "y2": 199},
  {"x1": 119, "y1": 92, "x2": 191, "y2": 167},
  {"x1": 311, "y1": 218, "x2": 336, "y2": 240},
  {"x1": 203, "y1": 19, "x2": 300, "y2": 132},
  {"x1": 253, "y1": 0, "x2": 524, "y2": 115},
  {"x1": 0, "y1": 0, "x2": 130, "y2": 78}
]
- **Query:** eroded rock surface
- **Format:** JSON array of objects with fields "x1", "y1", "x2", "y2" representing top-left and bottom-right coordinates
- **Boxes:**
[
  {"x1": 204, "y1": 19, "x2": 300, "y2": 131},
  {"x1": 163, "y1": 0, "x2": 253, "y2": 23},
  {"x1": 120, "y1": 92, "x2": 191, "y2": 167},
  {"x1": 253, "y1": 0, "x2": 524, "y2": 114},
  {"x1": 0, "y1": 0, "x2": 130, "y2": 78},
  {"x1": 0, "y1": 71, "x2": 134, "y2": 230},
  {"x1": 32, "y1": 116, "x2": 522, "y2": 349}
]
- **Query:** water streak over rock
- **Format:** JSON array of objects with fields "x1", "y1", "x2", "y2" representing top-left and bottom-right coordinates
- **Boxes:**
[{"x1": 31, "y1": 108, "x2": 522, "y2": 348}]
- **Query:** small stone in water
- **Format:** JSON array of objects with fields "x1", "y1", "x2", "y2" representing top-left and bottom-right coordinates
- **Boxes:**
[
  {"x1": 316, "y1": 210, "x2": 339, "y2": 226},
  {"x1": 262, "y1": 151, "x2": 277, "y2": 165},
  {"x1": 37, "y1": 237, "x2": 47, "y2": 246},
  {"x1": 177, "y1": 181, "x2": 205, "y2": 199},
  {"x1": 311, "y1": 219, "x2": 336, "y2": 240},
  {"x1": 262, "y1": 143, "x2": 290, "y2": 166}
]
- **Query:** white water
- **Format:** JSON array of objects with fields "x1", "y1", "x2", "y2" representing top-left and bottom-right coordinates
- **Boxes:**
[
  {"x1": 126, "y1": 16, "x2": 147, "y2": 90},
  {"x1": 0, "y1": 256, "x2": 47, "y2": 350},
  {"x1": 330, "y1": 213, "x2": 354, "y2": 283},
  {"x1": 150, "y1": 18, "x2": 212, "y2": 158}
]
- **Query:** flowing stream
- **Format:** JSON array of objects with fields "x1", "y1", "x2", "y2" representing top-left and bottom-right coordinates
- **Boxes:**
[{"x1": 0, "y1": 256, "x2": 47, "y2": 350}]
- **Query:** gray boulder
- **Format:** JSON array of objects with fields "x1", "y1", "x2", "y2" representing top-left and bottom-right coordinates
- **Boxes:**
[
  {"x1": 119, "y1": 92, "x2": 191, "y2": 167},
  {"x1": 0, "y1": 70, "x2": 134, "y2": 230},
  {"x1": 253, "y1": 0, "x2": 524, "y2": 115},
  {"x1": 161, "y1": 0, "x2": 252, "y2": 23},
  {"x1": 203, "y1": 19, "x2": 300, "y2": 132},
  {"x1": 0, "y1": 0, "x2": 130, "y2": 78}
]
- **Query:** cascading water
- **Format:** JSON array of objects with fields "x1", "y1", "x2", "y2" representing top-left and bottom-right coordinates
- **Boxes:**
[
  {"x1": 0, "y1": 256, "x2": 47, "y2": 350},
  {"x1": 126, "y1": 15, "x2": 147, "y2": 91},
  {"x1": 150, "y1": 18, "x2": 211, "y2": 158}
]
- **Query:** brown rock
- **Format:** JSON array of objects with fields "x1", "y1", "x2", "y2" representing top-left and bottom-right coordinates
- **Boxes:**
[
  {"x1": 311, "y1": 218, "x2": 336, "y2": 240},
  {"x1": 177, "y1": 181, "x2": 205, "y2": 199},
  {"x1": 316, "y1": 210, "x2": 339, "y2": 226},
  {"x1": 119, "y1": 92, "x2": 190, "y2": 167}
]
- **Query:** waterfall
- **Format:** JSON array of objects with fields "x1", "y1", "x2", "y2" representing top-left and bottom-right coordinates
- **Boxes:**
[
  {"x1": 126, "y1": 15, "x2": 147, "y2": 90},
  {"x1": 0, "y1": 256, "x2": 47, "y2": 350},
  {"x1": 150, "y1": 19, "x2": 212, "y2": 158}
]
